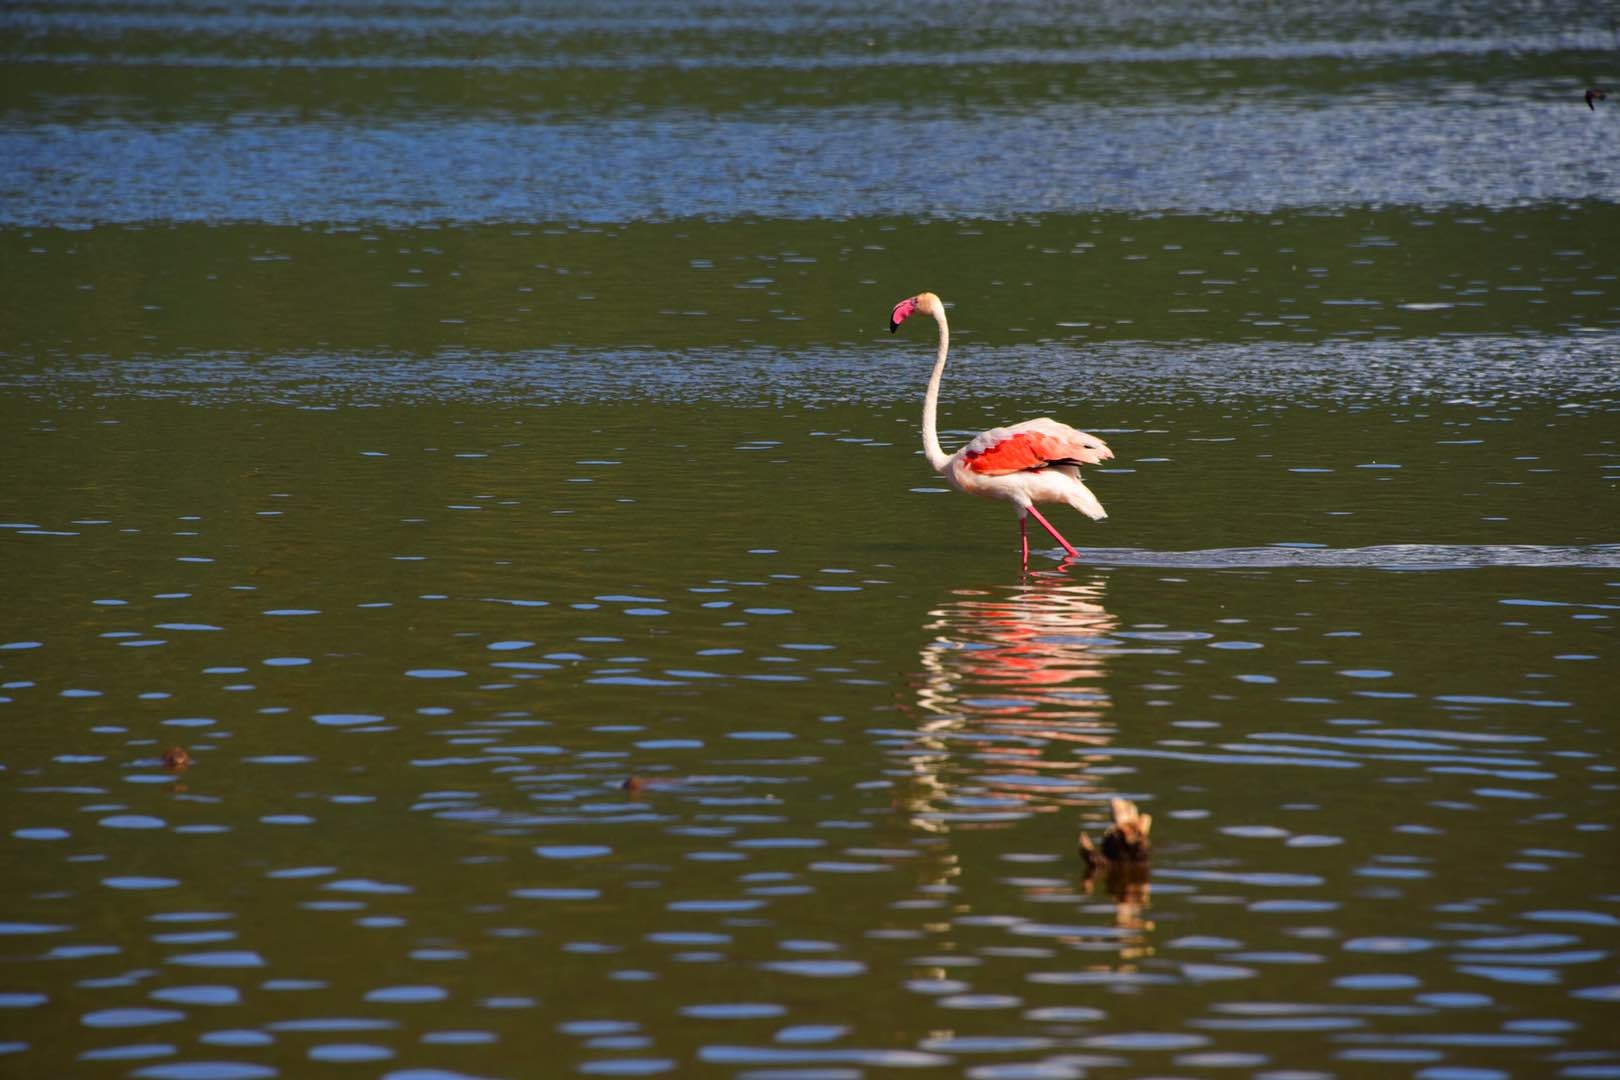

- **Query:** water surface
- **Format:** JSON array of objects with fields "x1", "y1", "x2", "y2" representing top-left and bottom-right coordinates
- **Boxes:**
[{"x1": 2, "y1": 1, "x2": 1618, "y2": 1077}]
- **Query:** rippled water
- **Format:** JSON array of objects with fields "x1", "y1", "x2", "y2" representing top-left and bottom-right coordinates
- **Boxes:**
[
  {"x1": 3, "y1": 0, "x2": 1617, "y2": 222},
  {"x1": 3, "y1": 1, "x2": 1618, "y2": 1077}
]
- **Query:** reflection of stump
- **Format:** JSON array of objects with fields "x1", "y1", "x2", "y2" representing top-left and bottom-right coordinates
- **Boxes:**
[
  {"x1": 1079, "y1": 797, "x2": 1151, "y2": 871},
  {"x1": 1080, "y1": 798, "x2": 1152, "y2": 938},
  {"x1": 1088, "y1": 858, "x2": 1150, "y2": 904}
]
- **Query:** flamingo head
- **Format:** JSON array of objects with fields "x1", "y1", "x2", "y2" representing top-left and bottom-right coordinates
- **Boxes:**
[{"x1": 889, "y1": 291, "x2": 941, "y2": 332}]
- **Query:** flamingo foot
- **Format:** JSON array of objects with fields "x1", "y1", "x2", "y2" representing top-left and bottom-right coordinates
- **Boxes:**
[{"x1": 1025, "y1": 505, "x2": 1082, "y2": 560}]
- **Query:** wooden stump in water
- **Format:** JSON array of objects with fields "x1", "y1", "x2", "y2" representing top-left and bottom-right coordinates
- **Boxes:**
[
  {"x1": 1079, "y1": 797, "x2": 1153, "y2": 914},
  {"x1": 1078, "y1": 797, "x2": 1152, "y2": 871}
]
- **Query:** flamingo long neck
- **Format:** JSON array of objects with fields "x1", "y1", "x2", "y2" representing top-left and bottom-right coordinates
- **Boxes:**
[{"x1": 921, "y1": 304, "x2": 951, "y2": 473}]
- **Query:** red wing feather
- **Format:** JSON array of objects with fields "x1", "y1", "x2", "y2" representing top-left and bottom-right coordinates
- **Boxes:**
[
  {"x1": 963, "y1": 429, "x2": 1108, "y2": 475},
  {"x1": 964, "y1": 432, "x2": 1056, "y2": 474}
]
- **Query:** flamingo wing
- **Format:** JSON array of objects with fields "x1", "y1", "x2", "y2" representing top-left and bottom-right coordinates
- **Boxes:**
[{"x1": 960, "y1": 418, "x2": 1113, "y2": 476}]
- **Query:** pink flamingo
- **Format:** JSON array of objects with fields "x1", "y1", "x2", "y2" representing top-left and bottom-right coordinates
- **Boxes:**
[{"x1": 889, "y1": 292, "x2": 1114, "y2": 568}]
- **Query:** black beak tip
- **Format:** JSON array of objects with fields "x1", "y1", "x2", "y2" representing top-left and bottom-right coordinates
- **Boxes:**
[{"x1": 888, "y1": 321, "x2": 900, "y2": 333}]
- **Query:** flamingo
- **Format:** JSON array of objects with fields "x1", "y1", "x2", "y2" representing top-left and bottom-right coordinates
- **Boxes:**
[{"x1": 889, "y1": 292, "x2": 1114, "y2": 568}]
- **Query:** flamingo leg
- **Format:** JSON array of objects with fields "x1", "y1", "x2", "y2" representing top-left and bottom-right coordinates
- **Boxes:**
[
  {"x1": 1019, "y1": 515, "x2": 1029, "y2": 569},
  {"x1": 1025, "y1": 505, "x2": 1082, "y2": 560}
]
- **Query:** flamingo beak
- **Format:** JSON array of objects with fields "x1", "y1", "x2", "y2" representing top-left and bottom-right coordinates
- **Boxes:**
[{"x1": 889, "y1": 297, "x2": 918, "y2": 333}]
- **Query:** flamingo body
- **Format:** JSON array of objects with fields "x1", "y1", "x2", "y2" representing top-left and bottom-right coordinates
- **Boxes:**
[
  {"x1": 943, "y1": 421, "x2": 1111, "y2": 522},
  {"x1": 958, "y1": 420, "x2": 1112, "y2": 476},
  {"x1": 889, "y1": 292, "x2": 1114, "y2": 566}
]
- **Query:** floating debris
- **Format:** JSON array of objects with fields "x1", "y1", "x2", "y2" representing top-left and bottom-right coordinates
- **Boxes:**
[{"x1": 1079, "y1": 797, "x2": 1152, "y2": 871}]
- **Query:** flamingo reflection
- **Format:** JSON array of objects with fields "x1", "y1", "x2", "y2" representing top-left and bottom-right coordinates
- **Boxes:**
[
  {"x1": 894, "y1": 567, "x2": 1153, "y2": 955},
  {"x1": 899, "y1": 567, "x2": 1119, "y2": 833}
]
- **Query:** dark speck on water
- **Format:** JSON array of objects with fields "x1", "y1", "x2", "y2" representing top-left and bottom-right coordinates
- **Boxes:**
[{"x1": 0, "y1": 1, "x2": 1617, "y2": 1077}]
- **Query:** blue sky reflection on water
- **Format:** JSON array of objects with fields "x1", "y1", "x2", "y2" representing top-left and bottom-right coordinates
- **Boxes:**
[
  {"x1": 3, "y1": 0, "x2": 1618, "y2": 225},
  {"x1": 4, "y1": 99, "x2": 1617, "y2": 226}
]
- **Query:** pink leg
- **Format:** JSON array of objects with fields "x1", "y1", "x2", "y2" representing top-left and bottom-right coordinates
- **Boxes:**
[
  {"x1": 1019, "y1": 515, "x2": 1029, "y2": 568},
  {"x1": 1025, "y1": 505, "x2": 1082, "y2": 559}
]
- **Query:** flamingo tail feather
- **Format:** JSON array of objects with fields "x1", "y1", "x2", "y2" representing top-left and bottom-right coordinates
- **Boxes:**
[{"x1": 1067, "y1": 480, "x2": 1108, "y2": 522}]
